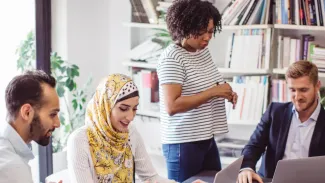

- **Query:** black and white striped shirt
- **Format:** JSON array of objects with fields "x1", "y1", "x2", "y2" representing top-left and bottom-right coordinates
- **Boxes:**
[{"x1": 157, "y1": 44, "x2": 228, "y2": 144}]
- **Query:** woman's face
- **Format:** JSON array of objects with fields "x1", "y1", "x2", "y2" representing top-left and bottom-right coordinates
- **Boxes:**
[
  {"x1": 185, "y1": 19, "x2": 214, "y2": 51},
  {"x1": 110, "y1": 96, "x2": 139, "y2": 132}
]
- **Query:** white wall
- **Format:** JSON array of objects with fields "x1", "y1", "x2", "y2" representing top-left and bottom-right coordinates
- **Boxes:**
[
  {"x1": 52, "y1": 0, "x2": 111, "y2": 92},
  {"x1": 0, "y1": 0, "x2": 34, "y2": 124},
  {"x1": 107, "y1": 1, "x2": 131, "y2": 75}
]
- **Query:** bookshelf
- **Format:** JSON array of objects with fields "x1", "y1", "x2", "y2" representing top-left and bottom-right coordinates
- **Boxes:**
[
  {"x1": 123, "y1": 22, "x2": 273, "y2": 30},
  {"x1": 123, "y1": 60, "x2": 157, "y2": 69},
  {"x1": 127, "y1": 0, "x2": 325, "y2": 171},
  {"x1": 123, "y1": 61, "x2": 270, "y2": 75},
  {"x1": 227, "y1": 119, "x2": 260, "y2": 125},
  {"x1": 272, "y1": 68, "x2": 287, "y2": 75},
  {"x1": 274, "y1": 24, "x2": 325, "y2": 31},
  {"x1": 123, "y1": 22, "x2": 167, "y2": 29},
  {"x1": 136, "y1": 109, "x2": 160, "y2": 118},
  {"x1": 273, "y1": 68, "x2": 325, "y2": 78}
]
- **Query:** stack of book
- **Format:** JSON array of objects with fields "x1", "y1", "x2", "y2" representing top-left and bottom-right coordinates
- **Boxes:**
[
  {"x1": 277, "y1": 34, "x2": 325, "y2": 72},
  {"x1": 224, "y1": 29, "x2": 271, "y2": 70},
  {"x1": 130, "y1": 0, "x2": 159, "y2": 24},
  {"x1": 225, "y1": 76, "x2": 269, "y2": 123},
  {"x1": 275, "y1": 0, "x2": 325, "y2": 25},
  {"x1": 271, "y1": 79, "x2": 291, "y2": 103},
  {"x1": 133, "y1": 70, "x2": 160, "y2": 112},
  {"x1": 221, "y1": 0, "x2": 273, "y2": 25}
]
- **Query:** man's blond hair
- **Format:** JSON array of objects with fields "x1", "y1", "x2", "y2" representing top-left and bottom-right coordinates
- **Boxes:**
[{"x1": 286, "y1": 61, "x2": 318, "y2": 85}]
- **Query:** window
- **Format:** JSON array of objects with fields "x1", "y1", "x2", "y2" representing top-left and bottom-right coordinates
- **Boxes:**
[{"x1": 0, "y1": 0, "x2": 38, "y2": 182}]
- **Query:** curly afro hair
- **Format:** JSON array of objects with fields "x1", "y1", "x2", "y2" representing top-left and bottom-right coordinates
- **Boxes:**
[{"x1": 166, "y1": 0, "x2": 222, "y2": 42}]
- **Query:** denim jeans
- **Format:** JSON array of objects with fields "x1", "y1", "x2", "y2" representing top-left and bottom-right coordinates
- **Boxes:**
[{"x1": 162, "y1": 138, "x2": 222, "y2": 182}]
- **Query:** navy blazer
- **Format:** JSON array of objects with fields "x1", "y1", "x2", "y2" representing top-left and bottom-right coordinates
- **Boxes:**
[{"x1": 241, "y1": 102, "x2": 325, "y2": 178}]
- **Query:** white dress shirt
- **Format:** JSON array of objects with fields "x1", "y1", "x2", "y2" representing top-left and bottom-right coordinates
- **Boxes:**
[
  {"x1": 0, "y1": 123, "x2": 34, "y2": 183},
  {"x1": 282, "y1": 101, "x2": 321, "y2": 159}
]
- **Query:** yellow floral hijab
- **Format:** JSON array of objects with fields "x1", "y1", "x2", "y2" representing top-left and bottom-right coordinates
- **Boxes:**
[{"x1": 86, "y1": 74, "x2": 137, "y2": 183}]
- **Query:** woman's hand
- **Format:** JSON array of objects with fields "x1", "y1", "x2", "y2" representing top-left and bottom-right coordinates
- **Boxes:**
[
  {"x1": 210, "y1": 83, "x2": 233, "y2": 101},
  {"x1": 192, "y1": 179, "x2": 207, "y2": 183},
  {"x1": 230, "y1": 91, "x2": 238, "y2": 109}
]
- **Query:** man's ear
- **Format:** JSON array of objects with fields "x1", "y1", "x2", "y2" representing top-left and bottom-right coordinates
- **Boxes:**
[
  {"x1": 20, "y1": 104, "x2": 34, "y2": 123},
  {"x1": 317, "y1": 80, "x2": 321, "y2": 89}
]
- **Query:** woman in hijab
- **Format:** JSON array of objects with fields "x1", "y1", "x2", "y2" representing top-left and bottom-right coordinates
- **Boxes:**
[{"x1": 67, "y1": 74, "x2": 175, "y2": 183}]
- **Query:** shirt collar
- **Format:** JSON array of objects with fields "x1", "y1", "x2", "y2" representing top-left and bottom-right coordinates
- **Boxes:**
[
  {"x1": 292, "y1": 100, "x2": 321, "y2": 124},
  {"x1": 1, "y1": 123, "x2": 34, "y2": 162}
]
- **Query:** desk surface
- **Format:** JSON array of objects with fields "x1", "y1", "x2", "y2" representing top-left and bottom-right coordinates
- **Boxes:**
[
  {"x1": 183, "y1": 171, "x2": 217, "y2": 183},
  {"x1": 183, "y1": 171, "x2": 272, "y2": 183}
]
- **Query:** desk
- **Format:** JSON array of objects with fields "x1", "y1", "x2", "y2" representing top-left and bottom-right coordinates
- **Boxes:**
[
  {"x1": 183, "y1": 171, "x2": 272, "y2": 183},
  {"x1": 182, "y1": 171, "x2": 217, "y2": 183}
]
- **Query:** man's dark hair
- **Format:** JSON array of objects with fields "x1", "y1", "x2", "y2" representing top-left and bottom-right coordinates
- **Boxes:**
[
  {"x1": 166, "y1": 0, "x2": 222, "y2": 42},
  {"x1": 5, "y1": 70, "x2": 56, "y2": 121}
]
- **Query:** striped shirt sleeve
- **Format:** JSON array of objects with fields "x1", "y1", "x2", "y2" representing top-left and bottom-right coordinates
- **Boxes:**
[{"x1": 157, "y1": 58, "x2": 185, "y2": 85}]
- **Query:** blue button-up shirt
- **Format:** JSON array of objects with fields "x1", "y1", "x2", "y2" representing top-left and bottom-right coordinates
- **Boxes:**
[
  {"x1": 282, "y1": 101, "x2": 321, "y2": 159},
  {"x1": 0, "y1": 123, "x2": 34, "y2": 183}
]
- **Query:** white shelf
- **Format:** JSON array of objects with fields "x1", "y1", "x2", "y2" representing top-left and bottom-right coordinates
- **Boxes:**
[
  {"x1": 272, "y1": 68, "x2": 287, "y2": 74},
  {"x1": 123, "y1": 22, "x2": 272, "y2": 30},
  {"x1": 123, "y1": 22, "x2": 167, "y2": 29},
  {"x1": 124, "y1": 61, "x2": 270, "y2": 74},
  {"x1": 123, "y1": 61, "x2": 157, "y2": 69},
  {"x1": 218, "y1": 68, "x2": 270, "y2": 74},
  {"x1": 274, "y1": 24, "x2": 325, "y2": 31},
  {"x1": 220, "y1": 156, "x2": 237, "y2": 165},
  {"x1": 222, "y1": 24, "x2": 273, "y2": 30},
  {"x1": 273, "y1": 68, "x2": 325, "y2": 77},
  {"x1": 136, "y1": 110, "x2": 160, "y2": 118},
  {"x1": 124, "y1": 22, "x2": 325, "y2": 32},
  {"x1": 227, "y1": 120, "x2": 259, "y2": 125}
]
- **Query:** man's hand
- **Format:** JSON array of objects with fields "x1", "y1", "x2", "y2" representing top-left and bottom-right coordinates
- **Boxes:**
[{"x1": 237, "y1": 170, "x2": 263, "y2": 183}]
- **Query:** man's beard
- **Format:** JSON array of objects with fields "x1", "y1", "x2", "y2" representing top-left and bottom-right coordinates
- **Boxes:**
[
  {"x1": 296, "y1": 94, "x2": 317, "y2": 112},
  {"x1": 29, "y1": 113, "x2": 53, "y2": 146}
]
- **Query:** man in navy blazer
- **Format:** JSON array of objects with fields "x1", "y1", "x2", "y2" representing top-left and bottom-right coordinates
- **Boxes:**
[{"x1": 237, "y1": 61, "x2": 325, "y2": 183}]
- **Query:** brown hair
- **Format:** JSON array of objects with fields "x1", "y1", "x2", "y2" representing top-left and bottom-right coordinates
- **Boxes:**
[
  {"x1": 285, "y1": 61, "x2": 318, "y2": 85},
  {"x1": 5, "y1": 70, "x2": 56, "y2": 121}
]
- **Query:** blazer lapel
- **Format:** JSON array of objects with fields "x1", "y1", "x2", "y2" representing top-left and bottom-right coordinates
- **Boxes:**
[
  {"x1": 275, "y1": 103, "x2": 293, "y2": 162},
  {"x1": 309, "y1": 107, "x2": 325, "y2": 156}
]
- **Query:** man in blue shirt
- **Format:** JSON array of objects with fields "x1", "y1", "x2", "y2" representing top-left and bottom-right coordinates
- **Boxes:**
[
  {"x1": 237, "y1": 61, "x2": 325, "y2": 183},
  {"x1": 0, "y1": 70, "x2": 61, "y2": 183}
]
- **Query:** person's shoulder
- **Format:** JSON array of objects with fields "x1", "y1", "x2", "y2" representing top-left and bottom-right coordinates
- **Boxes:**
[
  {"x1": 67, "y1": 126, "x2": 88, "y2": 147},
  {"x1": 0, "y1": 138, "x2": 20, "y2": 163},
  {"x1": 269, "y1": 102, "x2": 292, "y2": 112},
  {"x1": 0, "y1": 157, "x2": 33, "y2": 183},
  {"x1": 128, "y1": 124, "x2": 143, "y2": 149},
  {"x1": 128, "y1": 123, "x2": 140, "y2": 139},
  {"x1": 0, "y1": 142, "x2": 29, "y2": 171},
  {"x1": 159, "y1": 44, "x2": 185, "y2": 62}
]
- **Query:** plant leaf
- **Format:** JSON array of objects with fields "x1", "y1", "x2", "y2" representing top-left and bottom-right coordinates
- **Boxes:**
[
  {"x1": 72, "y1": 99, "x2": 78, "y2": 110},
  {"x1": 56, "y1": 86, "x2": 65, "y2": 97},
  {"x1": 59, "y1": 113, "x2": 66, "y2": 126},
  {"x1": 64, "y1": 125, "x2": 71, "y2": 133}
]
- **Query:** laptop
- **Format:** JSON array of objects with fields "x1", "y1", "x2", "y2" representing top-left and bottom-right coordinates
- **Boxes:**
[
  {"x1": 213, "y1": 156, "x2": 244, "y2": 183},
  {"x1": 182, "y1": 156, "x2": 243, "y2": 183},
  {"x1": 256, "y1": 156, "x2": 325, "y2": 183}
]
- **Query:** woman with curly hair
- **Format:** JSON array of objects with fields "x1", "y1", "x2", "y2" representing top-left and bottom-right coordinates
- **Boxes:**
[{"x1": 157, "y1": 0, "x2": 238, "y2": 181}]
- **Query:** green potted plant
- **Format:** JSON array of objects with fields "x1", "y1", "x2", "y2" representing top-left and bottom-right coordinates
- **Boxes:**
[{"x1": 16, "y1": 31, "x2": 92, "y2": 157}]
